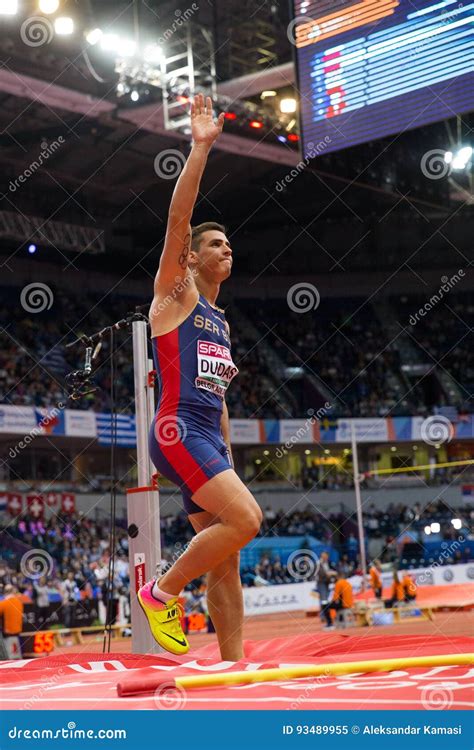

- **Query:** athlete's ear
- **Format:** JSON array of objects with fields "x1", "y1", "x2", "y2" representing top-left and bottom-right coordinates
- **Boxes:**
[{"x1": 188, "y1": 249, "x2": 200, "y2": 267}]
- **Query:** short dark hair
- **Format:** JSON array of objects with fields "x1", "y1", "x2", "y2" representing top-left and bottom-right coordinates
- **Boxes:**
[{"x1": 191, "y1": 222, "x2": 226, "y2": 251}]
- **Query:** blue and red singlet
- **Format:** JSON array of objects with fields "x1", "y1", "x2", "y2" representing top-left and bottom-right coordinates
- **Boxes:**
[{"x1": 149, "y1": 293, "x2": 239, "y2": 514}]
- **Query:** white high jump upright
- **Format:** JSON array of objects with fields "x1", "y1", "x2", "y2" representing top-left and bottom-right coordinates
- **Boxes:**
[
  {"x1": 351, "y1": 421, "x2": 367, "y2": 591},
  {"x1": 127, "y1": 319, "x2": 162, "y2": 653}
]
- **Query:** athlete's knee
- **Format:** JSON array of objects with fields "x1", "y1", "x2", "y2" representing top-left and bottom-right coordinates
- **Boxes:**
[{"x1": 233, "y1": 504, "x2": 262, "y2": 542}]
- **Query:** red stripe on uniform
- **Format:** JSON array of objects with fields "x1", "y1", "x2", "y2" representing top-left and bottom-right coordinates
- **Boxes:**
[{"x1": 154, "y1": 331, "x2": 208, "y2": 493}]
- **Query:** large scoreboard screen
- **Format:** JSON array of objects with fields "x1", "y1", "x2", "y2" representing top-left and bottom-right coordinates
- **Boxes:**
[{"x1": 292, "y1": 0, "x2": 473, "y2": 157}]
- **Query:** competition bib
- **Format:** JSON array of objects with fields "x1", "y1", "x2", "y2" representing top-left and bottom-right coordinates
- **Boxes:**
[{"x1": 195, "y1": 340, "x2": 239, "y2": 398}]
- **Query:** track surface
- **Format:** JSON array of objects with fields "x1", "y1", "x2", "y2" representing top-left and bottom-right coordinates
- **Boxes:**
[{"x1": 53, "y1": 607, "x2": 474, "y2": 655}]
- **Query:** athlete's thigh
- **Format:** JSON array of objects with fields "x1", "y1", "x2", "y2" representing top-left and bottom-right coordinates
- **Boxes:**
[{"x1": 191, "y1": 468, "x2": 260, "y2": 523}]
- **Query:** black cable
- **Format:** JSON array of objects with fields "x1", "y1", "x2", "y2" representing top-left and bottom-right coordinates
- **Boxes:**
[{"x1": 102, "y1": 328, "x2": 118, "y2": 653}]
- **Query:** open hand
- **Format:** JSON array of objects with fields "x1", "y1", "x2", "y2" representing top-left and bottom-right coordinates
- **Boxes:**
[{"x1": 191, "y1": 93, "x2": 225, "y2": 146}]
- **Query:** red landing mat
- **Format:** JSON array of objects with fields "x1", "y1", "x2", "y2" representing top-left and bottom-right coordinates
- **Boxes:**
[{"x1": 0, "y1": 634, "x2": 472, "y2": 710}]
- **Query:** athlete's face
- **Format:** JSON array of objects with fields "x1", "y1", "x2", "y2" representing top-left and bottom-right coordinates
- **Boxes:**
[{"x1": 193, "y1": 230, "x2": 232, "y2": 281}]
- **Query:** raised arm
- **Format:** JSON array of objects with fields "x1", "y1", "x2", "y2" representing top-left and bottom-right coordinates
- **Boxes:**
[{"x1": 155, "y1": 94, "x2": 225, "y2": 292}]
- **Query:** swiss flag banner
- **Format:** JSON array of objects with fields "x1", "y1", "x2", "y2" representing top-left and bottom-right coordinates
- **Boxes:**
[
  {"x1": 7, "y1": 493, "x2": 23, "y2": 516},
  {"x1": 26, "y1": 494, "x2": 44, "y2": 518},
  {"x1": 61, "y1": 493, "x2": 76, "y2": 514},
  {"x1": 45, "y1": 492, "x2": 59, "y2": 507}
]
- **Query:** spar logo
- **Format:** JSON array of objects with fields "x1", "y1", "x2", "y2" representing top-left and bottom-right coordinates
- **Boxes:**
[{"x1": 198, "y1": 341, "x2": 232, "y2": 360}]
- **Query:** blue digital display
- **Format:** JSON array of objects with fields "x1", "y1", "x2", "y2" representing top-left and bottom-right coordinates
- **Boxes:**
[{"x1": 293, "y1": 0, "x2": 473, "y2": 157}]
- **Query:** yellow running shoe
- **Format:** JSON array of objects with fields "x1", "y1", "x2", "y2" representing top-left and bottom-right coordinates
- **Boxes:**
[{"x1": 137, "y1": 579, "x2": 189, "y2": 655}]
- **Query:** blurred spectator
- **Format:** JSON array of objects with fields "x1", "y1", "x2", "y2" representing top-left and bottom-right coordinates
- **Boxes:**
[{"x1": 323, "y1": 571, "x2": 354, "y2": 630}]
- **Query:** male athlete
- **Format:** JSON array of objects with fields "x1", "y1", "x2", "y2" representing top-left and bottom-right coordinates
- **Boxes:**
[{"x1": 138, "y1": 94, "x2": 262, "y2": 660}]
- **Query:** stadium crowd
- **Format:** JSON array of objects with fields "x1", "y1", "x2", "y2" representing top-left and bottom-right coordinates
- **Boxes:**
[
  {"x1": 0, "y1": 500, "x2": 471, "y2": 620},
  {"x1": 1, "y1": 286, "x2": 471, "y2": 419}
]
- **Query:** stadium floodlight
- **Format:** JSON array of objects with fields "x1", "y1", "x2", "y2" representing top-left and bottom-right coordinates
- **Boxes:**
[
  {"x1": 100, "y1": 33, "x2": 120, "y2": 52},
  {"x1": 424, "y1": 525, "x2": 431, "y2": 535},
  {"x1": 280, "y1": 98, "x2": 297, "y2": 113},
  {"x1": 86, "y1": 28, "x2": 103, "y2": 46},
  {"x1": 121, "y1": 38, "x2": 137, "y2": 57},
  {"x1": 0, "y1": 0, "x2": 17, "y2": 15},
  {"x1": 445, "y1": 146, "x2": 472, "y2": 170},
  {"x1": 451, "y1": 518, "x2": 462, "y2": 530},
  {"x1": 54, "y1": 16, "x2": 74, "y2": 35},
  {"x1": 143, "y1": 44, "x2": 163, "y2": 64},
  {"x1": 451, "y1": 145, "x2": 472, "y2": 170},
  {"x1": 430, "y1": 522, "x2": 441, "y2": 533},
  {"x1": 100, "y1": 33, "x2": 136, "y2": 56},
  {"x1": 39, "y1": 0, "x2": 60, "y2": 13}
]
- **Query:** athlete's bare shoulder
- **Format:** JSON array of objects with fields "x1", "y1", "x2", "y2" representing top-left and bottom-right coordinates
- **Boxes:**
[{"x1": 149, "y1": 268, "x2": 199, "y2": 338}]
